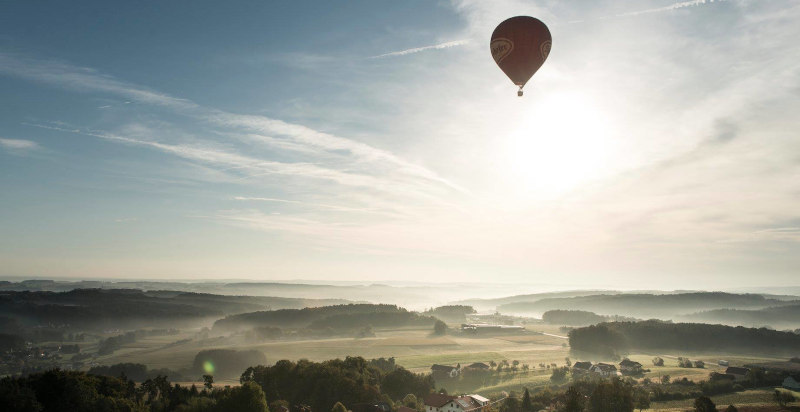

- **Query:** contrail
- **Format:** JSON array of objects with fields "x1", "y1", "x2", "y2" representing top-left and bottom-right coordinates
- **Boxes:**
[{"x1": 370, "y1": 40, "x2": 469, "y2": 59}]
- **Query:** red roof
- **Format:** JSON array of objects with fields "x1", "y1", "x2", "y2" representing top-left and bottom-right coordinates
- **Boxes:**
[{"x1": 424, "y1": 394, "x2": 456, "y2": 408}]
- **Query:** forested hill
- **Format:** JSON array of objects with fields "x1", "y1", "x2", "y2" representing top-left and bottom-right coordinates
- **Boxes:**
[
  {"x1": 680, "y1": 304, "x2": 800, "y2": 328},
  {"x1": 497, "y1": 292, "x2": 797, "y2": 318},
  {"x1": 0, "y1": 289, "x2": 348, "y2": 329},
  {"x1": 568, "y1": 320, "x2": 800, "y2": 357},
  {"x1": 213, "y1": 304, "x2": 438, "y2": 332}
]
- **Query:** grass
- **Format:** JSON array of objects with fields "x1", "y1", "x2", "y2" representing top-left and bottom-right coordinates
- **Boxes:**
[{"x1": 650, "y1": 388, "x2": 800, "y2": 411}]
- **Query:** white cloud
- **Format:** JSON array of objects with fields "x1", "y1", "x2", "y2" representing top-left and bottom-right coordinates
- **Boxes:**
[{"x1": 0, "y1": 138, "x2": 39, "y2": 151}]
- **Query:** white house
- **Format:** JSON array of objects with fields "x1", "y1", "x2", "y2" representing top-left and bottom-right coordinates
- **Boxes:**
[
  {"x1": 431, "y1": 364, "x2": 460, "y2": 378},
  {"x1": 783, "y1": 376, "x2": 800, "y2": 391},
  {"x1": 591, "y1": 363, "x2": 620, "y2": 377},
  {"x1": 424, "y1": 394, "x2": 488, "y2": 412}
]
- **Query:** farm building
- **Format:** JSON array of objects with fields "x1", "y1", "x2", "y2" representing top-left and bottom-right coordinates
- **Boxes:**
[
  {"x1": 460, "y1": 324, "x2": 525, "y2": 334},
  {"x1": 572, "y1": 361, "x2": 592, "y2": 374},
  {"x1": 424, "y1": 394, "x2": 489, "y2": 412},
  {"x1": 784, "y1": 376, "x2": 800, "y2": 391},
  {"x1": 431, "y1": 364, "x2": 460, "y2": 378},
  {"x1": 591, "y1": 363, "x2": 620, "y2": 377},
  {"x1": 351, "y1": 403, "x2": 391, "y2": 412},
  {"x1": 465, "y1": 362, "x2": 490, "y2": 370},
  {"x1": 619, "y1": 359, "x2": 643, "y2": 374},
  {"x1": 725, "y1": 366, "x2": 750, "y2": 381}
]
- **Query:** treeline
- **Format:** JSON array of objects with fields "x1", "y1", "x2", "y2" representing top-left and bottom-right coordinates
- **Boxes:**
[
  {"x1": 88, "y1": 362, "x2": 189, "y2": 382},
  {"x1": 193, "y1": 349, "x2": 267, "y2": 379},
  {"x1": 0, "y1": 289, "x2": 349, "y2": 331},
  {"x1": 498, "y1": 292, "x2": 795, "y2": 318},
  {"x1": 542, "y1": 310, "x2": 607, "y2": 325},
  {"x1": 541, "y1": 310, "x2": 637, "y2": 326},
  {"x1": 568, "y1": 320, "x2": 800, "y2": 357},
  {"x1": 422, "y1": 305, "x2": 476, "y2": 322},
  {"x1": 240, "y1": 356, "x2": 434, "y2": 412},
  {"x1": 213, "y1": 304, "x2": 437, "y2": 333},
  {"x1": 0, "y1": 368, "x2": 269, "y2": 412},
  {"x1": 681, "y1": 304, "x2": 800, "y2": 328},
  {"x1": 97, "y1": 329, "x2": 180, "y2": 355}
]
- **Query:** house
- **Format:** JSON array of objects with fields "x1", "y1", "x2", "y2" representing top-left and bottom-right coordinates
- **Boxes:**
[
  {"x1": 352, "y1": 403, "x2": 391, "y2": 412},
  {"x1": 619, "y1": 359, "x2": 643, "y2": 375},
  {"x1": 424, "y1": 394, "x2": 489, "y2": 412},
  {"x1": 783, "y1": 376, "x2": 800, "y2": 391},
  {"x1": 590, "y1": 363, "x2": 620, "y2": 377},
  {"x1": 465, "y1": 362, "x2": 490, "y2": 370},
  {"x1": 431, "y1": 364, "x2": 460, "y2": 379},
  {"x1": 572, "y1": 361, "x2": 593, "y2": 375},
  {"x1": 718, "y1": 360, "x2": 729, "y2": 366},
  {"x1": 725, "y1": 367, "x2": 750, "y2": 381},
  {"x1": 467, "y1": 395, "x2": 489, "y2": 407}
]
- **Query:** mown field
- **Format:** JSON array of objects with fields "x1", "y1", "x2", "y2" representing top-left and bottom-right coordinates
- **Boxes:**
[{"x1": 91, "y1": 322, "x2": 797, "y2": 408}]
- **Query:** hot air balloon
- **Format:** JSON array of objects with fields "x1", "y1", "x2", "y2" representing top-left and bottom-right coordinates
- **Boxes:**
[{"x1": 490, "y1": 16, "x2": 552, "y2": 96}]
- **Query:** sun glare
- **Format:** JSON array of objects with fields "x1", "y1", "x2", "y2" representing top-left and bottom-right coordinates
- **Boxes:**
[{"x1": 502, "y1": 91, "x2": 614, "y2": 198}]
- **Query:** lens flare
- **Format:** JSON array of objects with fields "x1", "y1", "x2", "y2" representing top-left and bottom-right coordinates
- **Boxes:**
[{"x1": 203, "y1": 360, "x2": 215, "y2": 374}]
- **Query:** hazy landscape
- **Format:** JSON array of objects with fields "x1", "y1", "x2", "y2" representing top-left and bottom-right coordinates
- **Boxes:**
[
  {"x1": 2, "y1": 280, "x2": 800, "y2": 411},
  {"x1": 3, "y1": 0, "x2": 800, "y2": 411}
]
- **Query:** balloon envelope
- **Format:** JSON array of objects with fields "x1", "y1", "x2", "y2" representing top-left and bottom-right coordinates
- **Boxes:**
[{"x1": 490, "y1": 16, "x2": 552, "y2": 89}]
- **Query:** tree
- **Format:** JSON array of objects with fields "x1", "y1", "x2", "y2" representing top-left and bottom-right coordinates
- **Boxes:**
[
  {"x1": 403, "y1": 394, "x2": 417, "y2": 408},
  {"x1": 332, "y1": 402, "x2": 348, "y2": 412},
  {"x1": 560, "y1": 386, "x2": 584, "y2": 412},
  {"x1": 433, "y1": 320, "x2": 447, "y2": 335},
  {"x1": 203, "y1": 375, "x2": 213, "y2": 390},
  {"x1": 693, "y1": 396, "x2": 716, "y2": 412},
  {"x1": 215, "y1": 381, "x2": 269, "y2": 412},
  {"x1": 774, "y1": 389, "x2": 796, "y2": 407},
  {"x1": 521, "y1": 388, "x2": 532, "y2": 412},
  {"x1": 551, "y1": 367, "x2": 568, "y2": 383},
  {"x1": 652, "y1": 357, "x2": 664, "y2": 367},
  {"x1": 660, "y1": 375, "x2": 670, "y2": 385},
  {"x1": 633, "y1": 387, "x2": 650, "y2": 411},
  {"x1": 588, "y1": 378, "x2": 634, "y2": 412},
  {"x1": 500, "y1": 396, "x2": 520, "y2": 412},
  {"x1": 724, "y1": 406, "x2": 737, "y2": 412},
  {"x1": 565, "y1": 357, "x2": 572, "y2": 367}
]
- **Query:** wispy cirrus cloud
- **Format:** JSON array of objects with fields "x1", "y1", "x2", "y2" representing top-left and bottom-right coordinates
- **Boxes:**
[
  {"x1": 0, "y1": 52, "x2": 463, "y2": 194},
  {"x1": 616, "y1": 0, "x2": 729, "y2": 18},
  {"x1": 369, "y1": 40, "x2": 469, "y2": 59},
  {"x1": 0, "y1": 137, "x2": 39, "y2": 151}
]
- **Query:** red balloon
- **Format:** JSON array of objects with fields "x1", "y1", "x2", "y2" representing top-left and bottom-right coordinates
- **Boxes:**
[{"x1": 490, "y1": 16, "x2": 552, "y2": 95}]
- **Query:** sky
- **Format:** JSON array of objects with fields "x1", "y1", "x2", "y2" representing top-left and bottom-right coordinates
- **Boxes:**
[{"x1": 1, "y1": 0, "x2": 799, "y2": 289}]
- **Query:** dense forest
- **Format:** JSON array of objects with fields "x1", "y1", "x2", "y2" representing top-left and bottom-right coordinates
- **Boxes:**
[
  {"x1": 568, "y1": 320, "x2": 800, "y2": 357},
  {"x1": 541, "y1": 310, "x2": 608, "y2": 325},
  {"x1": 0, "y1": 356, "x2": 433, "y2": 412},
  {"x1": 680, "y1": 304, "x2": 800, "y2": 328},
  {"x1": 0, "y1": 289, "x2": 348, "y2": 330},
  {"x1": 422, "y1": 305, "x2": 476, "y2": 322},
  {"x1": 240, "y1": 357, "x2": 434, "y2": 412},
  {"x1": 498, "y1": 292, "x2": 796, "y2": 318},
  {"x1": 213, "y1": 304, "x2": 438, "y2": 333}
]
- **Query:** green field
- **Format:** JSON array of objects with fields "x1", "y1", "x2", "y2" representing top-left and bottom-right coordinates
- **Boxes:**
[{"x1": 95, "y1": 323, "x2": 796, "y2": 403}]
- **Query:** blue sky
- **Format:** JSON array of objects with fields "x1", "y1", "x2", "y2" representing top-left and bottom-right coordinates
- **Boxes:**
[{"x1": 1, "y1": 0, "x2": 799, "y2": 288}]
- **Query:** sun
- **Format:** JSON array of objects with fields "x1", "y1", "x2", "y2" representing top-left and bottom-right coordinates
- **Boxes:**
[{"x1": 501, "y1": 91, "x2": 615, "y2": 198}]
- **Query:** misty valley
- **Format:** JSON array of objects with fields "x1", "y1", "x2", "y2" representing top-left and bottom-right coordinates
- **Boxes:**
[{"x1": 1, "y1": 281, "x2": 799, "y2": 411}]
